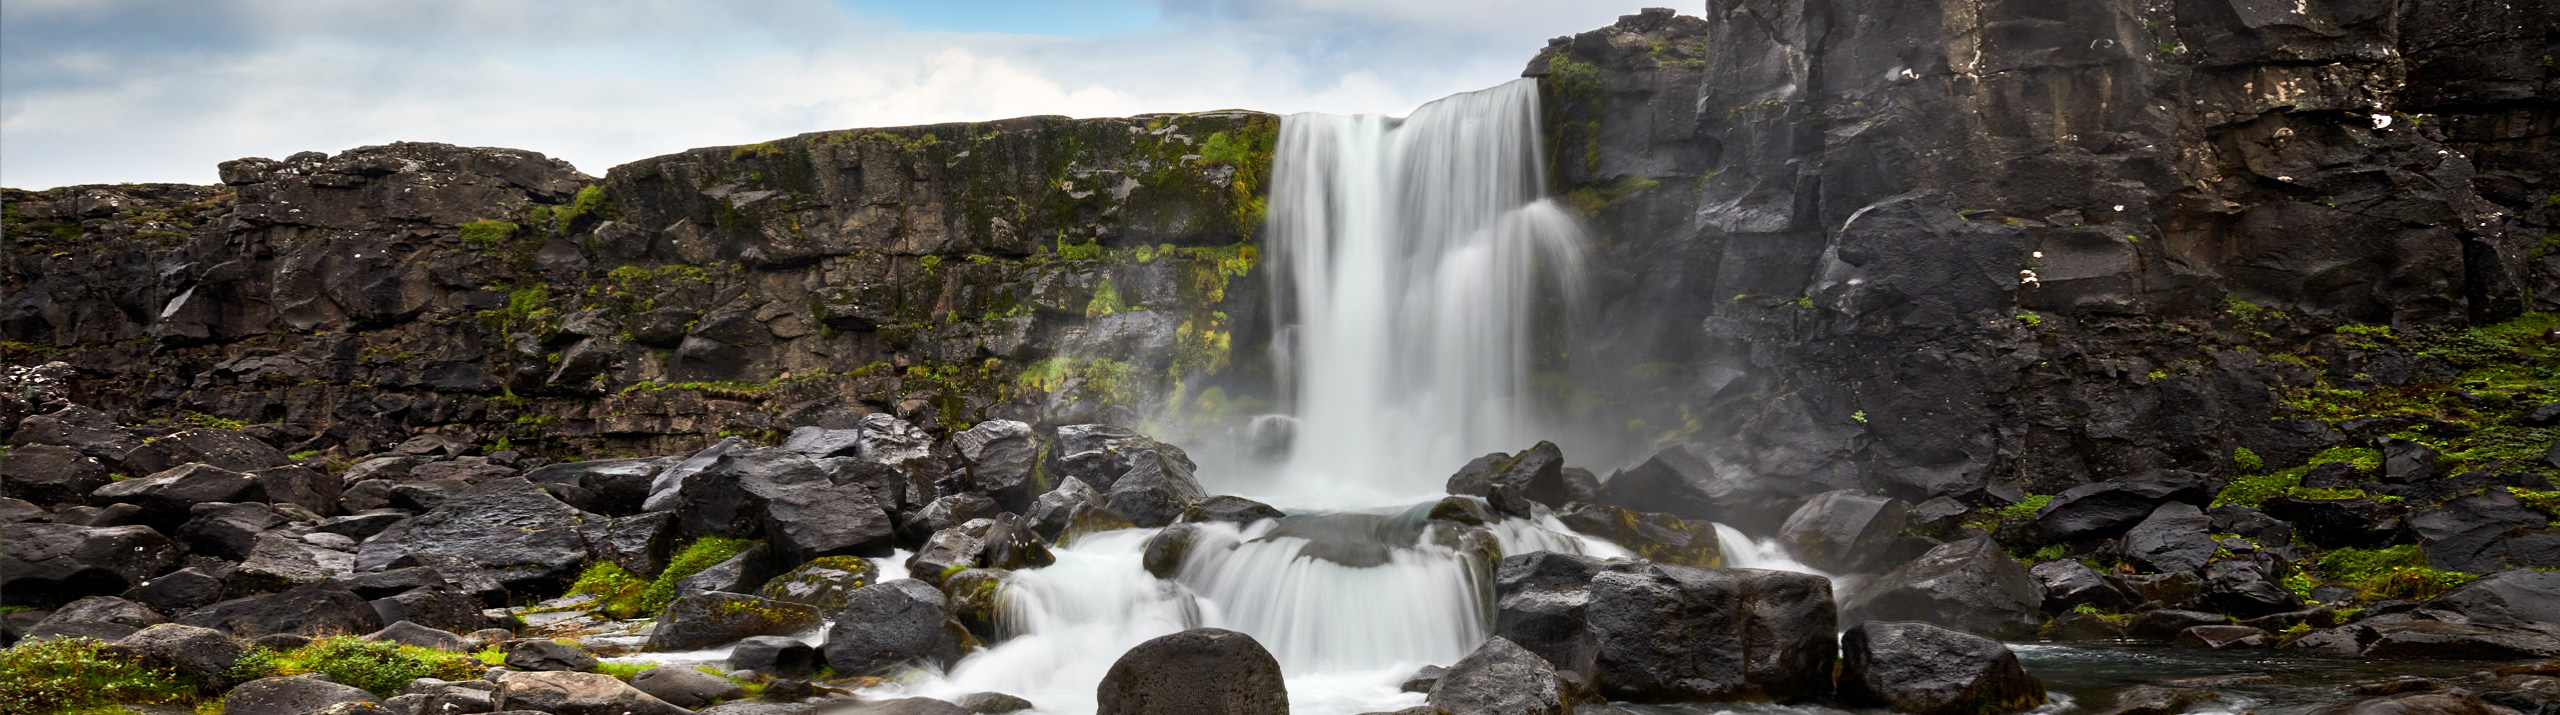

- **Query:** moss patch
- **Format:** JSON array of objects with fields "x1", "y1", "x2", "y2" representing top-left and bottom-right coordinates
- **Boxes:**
[
  {"x1": 2316, "y1": 545, "x2": 2477, "y2": 600},
  {"x1": 0, "y1": 637, "x2": 199, "y2": 715}
]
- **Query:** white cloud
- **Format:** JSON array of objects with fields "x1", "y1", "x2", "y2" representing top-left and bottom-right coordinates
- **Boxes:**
[{"x1": 0, "y1": 0, "x2": 1661, "y2": 189}]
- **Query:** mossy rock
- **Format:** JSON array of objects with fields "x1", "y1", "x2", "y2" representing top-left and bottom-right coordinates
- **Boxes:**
[{"x1": 754, "y1": 556, "x2": 880, "y2": 614}]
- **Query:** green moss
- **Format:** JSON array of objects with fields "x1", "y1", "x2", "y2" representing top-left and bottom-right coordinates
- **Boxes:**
[
  {"x1": 2318, "y1": 545, "x2": 2478, "y2": 600},
  {"x1": 1544, "y1": 55, "x2": 1603, "y2": 100},
  {"x1": 0, "y1": 637, "x2": 200, "y2": 715},
  {"x1": 635, "y1": 537, "x2": 758, "y2": 615},
  {"x1": 459, "y1": 219, "x2": 520, "y2": 252},
  {"x1": 569, "y1": 562, "x2": 653, "y2": 619},
  {"x1": 2233, "y1": 447, "x2": 2264, "y2": 473},
  {"x1": 2512, "y1": 487, "x2": 2560, "y2": 521},
  {"x1": 592, "y1": 661, "x2": 656, "y2": 681},
  {"x1": 1564, "y1": 176, "x2": 1660, "y2": 217},
  {"x1": 555, "y1": 184, "x2": 617, "y2": 234},
  {"x1": 248, "y1": 637, "x2": 484, "y2": 698},
  {"x1": 919, "y1": 255, "x2": 943, "y2": 273},
  {"x1": 1997, "y1": 494, "x2": 2053, "y2": 520},
  {"x1": 728, "y1": 142, "x2": 786, "y2": 161},
  {"x1": 1057, "y1": 234, "x2": 1103, "y2": 262},
  {"x1": 183, "y1": 411, "x2": 248, "y2": 430},
  {"x1": 1085, "y1": 280, "x2": 1127, "y2": 319}
]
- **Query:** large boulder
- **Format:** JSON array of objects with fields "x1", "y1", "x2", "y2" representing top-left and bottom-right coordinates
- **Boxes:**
[
  {"x1": 177, "y1": 582, "x2": 382, "y2": 638},
  {"x1": 493, "y1": 670, "x2": 690, "y2": 715},
  {"x1": 1095, "y1": 628, "x2": 1288, "y2": 715},
  {"x1": 2410, "y1": 491, "x2": 2560, "y2": 574},
  {"x1": 2360, "y1": 620, "x2": 2560, "y2": 659},
  {"x1": 2312, "y1": 691, "x2": 2510, "y2": 715},
  {"x1": 954, "y1": 420, "x2": 1040, "y2": 512},
  {"x1": 177, "y1": 501, "x2": 289, "y2": 561},
  {"x1": 2429, "y1": 569, "x2": 2560, "y2": 629},
  {"x1": 1446, "y1": 442, "x2": 1570, "y2": 508},
  {"x1": 353, "y1": 477, "x2": 598, "y2": 587},
  {"x1": 2262, "y1": 496, "x2": 2402, "y2": 549},
  {"x1": 758, "y1": 556, "x2": 881, "y2": 613},
  {"x1": 1554, "y1": 502, "x2": 1722, "y2": 567},
  {"x1": 630, "y1": 665, "x2": 746, "y2": 709},
  {"x1": 1596, "y1": 442, "x2": 1813, "y2": 534},
  {"x1": 822, "y1": 579, "x2": 973, "y2": 676},
  {"x1": 225, "y1": 674, "x2": 380, "y2": 715},
  {"x1": 1053, "y1": 424, "x2": 1195, "y2": 492},
  {"x1": 505, "y1": 639, "x2": 601, "y2": 671},
  {"x1": 660, "y1": 445, "x2": 896, "y2": 560},
  {"x1": 729, "y1": 635, "x2": 823, "y2": 678},
  {"x1": 643, "y1": 437, "x2": 742, "y2": 512},
  {"x1": 23, "y1": 595, "x2": 165, "y2": 641},
  {"x1": 229, "y1": 533, "x2": 357, "y2": 594},
  {"x1": 1104, "y1": 450, "x2": 1208, "y2": 528},
  {"x1": 524, "y1": 457, "x2": 672, "y2": 516},
  {"x1": 6, "y1": 405, "x2": 141, "y2": 467},
  {"x1": 856, "y1": 413, "x2": 935, "y2": 466},
  {"x1": 1429, "y1": 636, "x2": 1570, "y2": 715},
  {"x1": 647, "y1": 591, "x2": 822, "y2": 651},
  {"x1": 364, "y1": 620, "x2": 471, "y2": 652},
  {"x1": 1586, "y1": 563, "x2": 1836, "y2": 702},
  {"x1": 0, "y1": 522, "x2": 176, "y2": 604},
  {"x1": 0, "y1": 444, "x2": 112, "y2": 506},
  {"x1": 1024, "y1": 477, "x2": 1109, "y2": 541},
  {"x1": 2121, "y1": 502, "x2": 2217, "y2": 574},
  {"x1": 88, "y1": 463, "x2": 262, "y2": 528},
  {"x1": 122, "y1": 428, "x2": 293, "y2": 475},
  {"x1": 2030, "y1": 560, "x2": 2135, "y2": 611},
  {"x1": 2028, "y1": 470, "x2": 2213, "y2": 543},
  {"x1": 117, "y1": 623, "x2": 250, "y2": 690},
  {"x1": 1774, "y1": 490, "x2": 1911, "y2": 573},
  {"x1": 1839, "y1": 621, "x2": 2047, "y2": 715},
  {"x1": 368, "y1": 585, "x2": 488, "y2": 634},
  {"x1": 123, "y1": 567, "x2": 228, "y2": 613},
  {"x1": 583, "y1": 511, "x2": 681, "y2": 579},
  {"x1": 1840, "y1": 536, "x2": 2045, "y2": 639},
  {"x1": 781, "y1": 426, "x2": 865, "y2": 460},
  {"x1": 1493, "y1": 551, "x2": 1610, "y2": 679}
]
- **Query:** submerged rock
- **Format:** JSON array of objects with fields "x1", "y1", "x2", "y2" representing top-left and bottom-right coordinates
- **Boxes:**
[{"x1": 1095, "y1": 628, "x2": 1288, "y2": 715}]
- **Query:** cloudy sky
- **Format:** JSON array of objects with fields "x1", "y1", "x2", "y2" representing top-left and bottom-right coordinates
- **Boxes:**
[{"x1": 1, "y1": 0, "x2": 1659, "y2": 189}]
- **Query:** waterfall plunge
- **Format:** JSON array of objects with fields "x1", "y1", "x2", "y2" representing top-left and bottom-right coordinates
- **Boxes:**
[
  {"x1": 1263, "y1": 78, "x2": 1587, "y2": 506},
  {"x1": 862, "y1": 80, "x2": 1600, "y2": 714}
]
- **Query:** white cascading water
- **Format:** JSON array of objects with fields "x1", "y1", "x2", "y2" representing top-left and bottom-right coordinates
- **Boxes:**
[
  {"x1": 857, "y1": 80, "x2": 1621, "y2": 713},
  {"x1": 1261, "y1": 78, "x2": 1587, "y2": 505}
]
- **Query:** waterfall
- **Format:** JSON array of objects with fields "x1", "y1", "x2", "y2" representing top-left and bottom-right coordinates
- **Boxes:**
[
  {"x1": 1262, "y1": 78, "x2": 1587, "y2": 505},
  {"x1": 855, "y1": 79, "x2": 1599, "y2": 714}
]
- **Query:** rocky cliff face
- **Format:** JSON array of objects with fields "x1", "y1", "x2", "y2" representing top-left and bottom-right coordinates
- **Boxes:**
[
  {"x1": 4, "y1": 114, "x2": 1276, "y2": 457},
  {"x1": 1542, "y1": 1, "x2": 2556, "y2": 503},
  {"x1": 4, "y1": 2, "x2": 2554, "y2": 509}
]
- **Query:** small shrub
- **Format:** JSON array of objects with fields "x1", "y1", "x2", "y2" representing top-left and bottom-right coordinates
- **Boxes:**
[
  {"x1": 0, "y1": 637, "x2": 199, "y2": 715},
  {"x1": 1997, "y1": 494, "x2": 2053, "y2": 520}
]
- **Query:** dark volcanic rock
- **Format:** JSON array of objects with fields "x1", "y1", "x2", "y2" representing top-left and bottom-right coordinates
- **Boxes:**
[
  {"x1": 1095, "y1": 628, "x2": 1287, "y2": 715},
  {"x1": 1840, "y1": 621, "x2": 2046, "y2": 715},
  {"x1": 1428, "y1": 636, "x2": 1568, "y2": 715},
  {"x1": 505, "y1": 639, "x2": 600, "y2": 672},
  {"x1": 1586, "y1": 563, "x2": 1835, "y2": 702},
  {"x1": 758, "y1": 556, "x2": 881, "y2": 613},
  {"x1": 2030, "y1": 472, "x2": 2214, "y2": 544},
  {"x1": 1492, "y1": 551, "x2": 1610, "y2": 680},
  {"x1": 2262, "y1": 497, "x2": 2402, "y2": 549},
  {"x1": 1, "y1": 522, "x2": 177, "y2": 604},
  {"x1": 1446, "y1": 442, "x2": 1570, "y2": 508},
  {"x1": 23, "y1": 595, "x2": 165, "y2": 642},
  {"x1": 729, "y1": 635, "x2": 823, "y2": 678},
  {"x1": 2429, "y1": 569, "x2": 2560, "y2": 629},
  {"x1": 1104, "y1": 450, "x2": 1208, "y2": 528},
  {"x1": 1555, "y1": 502, "x2": 1721, "y2": 568},
  {"x1": 225, "y1": 674, "x2": 380, "y2": 715},
  {"x1": 2121, "y1": 502, "x2": 2217, "y2": 574},
  {"x1": 1775, "y1": 489, "x2": 1910, "y2": 573},
  {"x1": 1841, "y1": 536, "x2": 2044, "y2": 639},
  {"x1": 123, "y1": 429, "x2": 293, "y2": 475},
  {"x1": 1181, "y1": 495, "x2": 1286, "y2": 528},
  {"x1": 1, "y1": 444, "x2": 112, "y2": 506},
  {"x1": 1596, "y1": 442, "x2": 1814, "y2": 534},
  {"x1": 822, "y1": 579, "x2": 972, "y2": 676},
  {"x1": 353, "y1": 477, "x2": 597, "y2": 587},
  {"x1": 631, "y1": 664, "x2": 746, "y2": 709},
  {"x1": 491, "y1": 670, "x2": 688, "y2": 715},
  {"x1": 953, "y1": 419, "x2": 1039, "y2": 513},
  {"x1": 647, "y1": 591, "x2": 821, "y2": 652},
  {"x1": 2175, "y1": 625, "x2": 2271, "y2": 649},
  {"x1": 177, "y1": 582, "x2": 382, "y2": 638}
]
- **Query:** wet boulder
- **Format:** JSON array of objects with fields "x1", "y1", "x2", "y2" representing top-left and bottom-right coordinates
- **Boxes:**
[
  {"x1": 123, "y1": 428, "x2": 293, "y2": 475},
  {"x1": 729, "y1": 635, "x2": 822, "y2": 678},
  {"x1": 2311, "y1": 690, "x2": 2509, "y2": 715},
  {"x1": 225, "y1": 674, "x2": 381, "y2": 715},
  {"x1": 781, "y1": 426, "x2": 865, "y2": 460},
  {"x1": 1445, "y1": 442, "x2": 1570, "y2": 508},
  {"x1": 632, "y1": 664, "x2": 746, "y2": 709},
  {"x1": 353, "y1": 477, "x2": 598, "y2": 587},
  {"x1": 907, "y1": 493, "x2": 1005, "y2": 542},
  {"x1": 1095, "y1": 628, "x2": 1288, "y2": 715},
  {"x1": 1839, "y1": 621, "x2": 2046, "y2": 715},
  {"x1": 822, "y1": 579, "x2": 973, "y2": 676},
  {"x1": 2262, "y1": 496, "x2": 2402, "y2": 549},
  {"x1": 492, "y1": 670, "x2": 689, "y2": 715},
  {"x1": 648, "y1": 591, "x2": 822, "y2": 651},
  {"x1": 505, "y1": 639, "x2": 600, "y2": 671},
  {"x1": 857, "y1": 413, "x2": 935, "y2": 466},
  {"x1": 2031, "y1": 560, "x2": 2135, "y2": 611},
  {"x1": 909, "y1": 520, "x2": 996, "y2": 586},
  {"x1": 1586, "y1": 563, "x2": 1836, "y2": 702},
  {"x1": 1554, "y1": 502, "x2": 1721, "y2": 568},
  {"x1": 2121, "y1": 502, "x2": 2217, "y2": 574},
  {"x1": 2198, "y1": 560, "x2": 2305, "y2": 618},
  {"x1": 1493, "y1": 551, "x2": 1610, "y2": 679},
  {"x1": 642, "y1": 437, "x2": 742, "y2": 513},
  {"x1": 1105, "y1": 450, "x2": 1209, "y2": 528},
  {"x1": 1429, "y1": 636, "x2": 1569, "y2": 715},
  {"x1": 582, "y1": 511, "x2": 680, "y2": 579},
  {"x1": 1144, "y1": 523, "x2": 1203, "y2": 579},
  {"x1": 228, "y1": 532, "x2": 356, "y2": 594},
  {"x1": 1775, "y1": 490, "x2": 1910, "y2": 573},
  {"x1": 1595, "y1": 442, "x2": 1808, "y2": 534},
  {"x1": 2129, "y1": 610, "x2": 2230, "y2": 641},
  {"x1": 123, "y1": 567, "x2": 228, "y2": 613},
  {"x1": 524, "y1": 457, "x2": 672, "y2": 516},
  {"x1": 2, "y1": 522, "x2": 177, "y2": 604},
  {"x1": 2175, "y1": 625, "x2": 2272, "y2": 649},
  {"x1": 178, "y1": 582, "x2": 382, "y2": 638},
  {"x1": 2411, "y1": 491, "x2": 2560, "y2": 574},
  {"x1": 369, "y1": 585, "x2": 488, "y2": 634},
  {"x1": 1841, "y1": 536, "x2": 2045, "y2": 639},
  {"x1": 953, "y1": 420, "x2": 1040, "y2": 512},
  {"x1": 672, "y1": 543, "x2": 788, "y2": 601},
  {"x1": 944, "y1": 568, "x2": 1008, "y2": 643},
  {"x1": 758, "y1": 556, "x2": 881, "y2": 613},
  {"x1": 364, "y1": 620, "x2": 471, "y2": 651},
  {"x1": 2429, "y1": 569, "x2": 2560, "y2": 629},
  {"x1": 0, "y1": 444, "x2": 112, "y2": 506},
  {"x1": 6, "y1": 405, "x2": 142, "y2": 467},
  {"x1": 1181, "y1": 496, "x2": 1286, "y2": 528},
  {"x1": 980, "y1": 513, "x2": 1055, "y2": 572},
  {"x1": 2361, "y1": 620, "x2": 2560, "y2": 660},
  {"x1": 1025, "y1": 477, "x2": 1108, "y2": 541},
  {"x1": 1053, "y1": 424, "x2": 1194, "y2": 492}
]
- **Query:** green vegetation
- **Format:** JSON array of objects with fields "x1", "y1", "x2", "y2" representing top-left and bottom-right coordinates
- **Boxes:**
[
  {"x1": 1997, "y1": 494, "x2": 2053, "y2": 520},
  {"x1": 2233, "y1": 447, "x2": 2263, "y2": 473},
  {"x1": 459, "y1": 219, "x2": 520, "y2": 253},
  {"x1": 1564, "y1": 176, "x2": 1659, "y2": 217},
  {"x1": 1085, "y1": 280, "x2": 1127, "y2": 319},
  {"x1": 2213, "y1": 446, "x2": 2383, "y2": 507},
  {"x1": 0, "y1": 637, "x2": 199, "y2": 715},
  {"x1": 581, "y1": 537, "x2": 762, "y2": 617},
  {"x1": 2512, "y1": 487, "x2": 2560, "y2": 522},
  {"x1": 183, "y1": 411, "x2": 248, "y2": 430},
  {"x1": 2316, "y1": 545, "x2": 2477, "y2": 600},
  {"x1": 554, "y1": 184, "x2": 616, "y2": 234},
  {"x1": 919, "y1": 255, "x2": 944, "y2": 273},
  {"x1": 1056, "y1": 234, "x2": 1103, "y2": 261},
  {"x1": 231, "y1": 637, "x2": 485, "y2": 698}
]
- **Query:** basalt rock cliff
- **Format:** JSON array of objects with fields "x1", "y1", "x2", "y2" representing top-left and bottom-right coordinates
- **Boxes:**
[{"x1": 5, "y1": 0, "x2": 2557, "y2": 512}]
